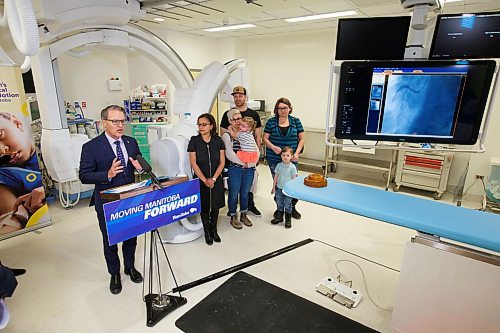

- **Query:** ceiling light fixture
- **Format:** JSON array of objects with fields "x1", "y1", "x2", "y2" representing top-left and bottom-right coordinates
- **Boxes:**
[
  {"x1": 204, "y1": 23, "x2": 256, "y2": 32},
  {"x1": 285, "y1": 10, "x2": 357, "y2": 23},
  {"x1": 153, "y1": 17, "x2": 165, "y2": 22}
]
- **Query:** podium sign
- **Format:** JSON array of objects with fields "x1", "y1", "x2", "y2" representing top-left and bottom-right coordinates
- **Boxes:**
[{"x1": 103, "y1": 179, "x2": 200, "y2": 245}]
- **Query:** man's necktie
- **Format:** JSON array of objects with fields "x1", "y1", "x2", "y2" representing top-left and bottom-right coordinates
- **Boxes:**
[{"x1": 114, "y1": 140, "x2": 126, "y2": 178}]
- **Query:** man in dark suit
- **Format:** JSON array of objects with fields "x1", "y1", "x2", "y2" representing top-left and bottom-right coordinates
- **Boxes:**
[{"x1": 79, "y1": 105, "x2": 144, "y2": 295}]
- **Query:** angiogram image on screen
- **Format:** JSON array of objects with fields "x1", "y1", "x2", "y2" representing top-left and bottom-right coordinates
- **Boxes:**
[
  {"x1": 371, "y1": 85, "x2": 383, "y2": 99},
  {"x1": 379, "y1": 74, "x2": 463, "y2": 137}
]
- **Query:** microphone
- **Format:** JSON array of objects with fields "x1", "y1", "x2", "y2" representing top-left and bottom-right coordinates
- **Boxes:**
[{"x1": 135, "y1": 155, "x2": 164, "y2": 189}]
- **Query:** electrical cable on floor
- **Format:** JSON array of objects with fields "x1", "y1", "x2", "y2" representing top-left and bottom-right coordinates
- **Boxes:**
[
  {"x1": 480, "y1": 177, "x2": 487, "y2": 193},
  {"x1": 462, "y1": 178, "x2": 479, "y2": 197},
  {"x1": 169, "y1": 239, "x2": 314, "y2": 294},
  {"x1": 313, "y1": 239, "x2": 397, "y2": 311},
  {"x1": 162, "y1": 237, "x2": 399, "y2": 310},
  {"x1": 335, "y1": 259, "x2": 393, "y2": 312},
  {"x1": 312, "y1": 239, "x2": 400, "y2": 273},
  {"x1": 58, "y1": 181, "x2": 81, "y2": 208},
  {"x1": 487, "y1": 200, "x2": 500, "y2": 210},
  {"x1": 461, "y1": 177, "x2": 492, "y2": 211}
]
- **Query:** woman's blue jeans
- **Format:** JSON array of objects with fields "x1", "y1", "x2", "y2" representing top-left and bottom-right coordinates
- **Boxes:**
[{"x1": 227, "y1": 165, "x2": 255, "y2": 216}]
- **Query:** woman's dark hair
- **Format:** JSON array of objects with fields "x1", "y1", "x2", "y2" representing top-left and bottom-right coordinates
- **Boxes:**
[
  {"x1": 273, "y1": 97, "x2": 293, "y2": 117},
  {"x1": 198, "y1": 113, "x2": 218, "y2": 136}
]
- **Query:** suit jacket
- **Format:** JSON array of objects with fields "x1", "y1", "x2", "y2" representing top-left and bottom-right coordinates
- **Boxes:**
[{"x1": 79, "y1": 133, "x2": 141, "y2": 209}]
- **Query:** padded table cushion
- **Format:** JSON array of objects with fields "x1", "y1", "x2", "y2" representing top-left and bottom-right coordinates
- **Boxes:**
[{"x1": 284, "y1": 177, "x2": 500, "y2": 253}]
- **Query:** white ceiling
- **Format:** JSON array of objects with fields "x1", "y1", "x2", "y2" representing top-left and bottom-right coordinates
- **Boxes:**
[{"x1": 136, "y1": 0, "x2": 500, "y2": 38}]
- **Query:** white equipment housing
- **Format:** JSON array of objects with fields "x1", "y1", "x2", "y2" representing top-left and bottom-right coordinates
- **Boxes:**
[
  {"x1": 150, "y1": 60, "x2": 251, "y2": 243},
  {"x1": 7, "y1": 1, "x2": 251, "y2": 243}
]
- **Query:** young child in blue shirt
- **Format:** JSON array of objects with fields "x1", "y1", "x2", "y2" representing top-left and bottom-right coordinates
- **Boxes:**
[{"x1": 271, "y1": 146, "x2": 297, "y2": 228}]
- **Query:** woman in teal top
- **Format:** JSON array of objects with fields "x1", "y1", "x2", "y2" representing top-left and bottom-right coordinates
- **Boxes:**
[{"x1": 263, "y1": 97, "x2": 305, "y2": 220}]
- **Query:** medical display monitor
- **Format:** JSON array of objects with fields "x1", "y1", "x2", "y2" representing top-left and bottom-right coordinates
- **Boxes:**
[
  {"x1": 430, "y1": 11, "x2": 500, "y2": 59},
  {"x1": 335, "y1": 60, "x2": 496, "y2": 144},
  {"x1": 335, "y1": 17, "x2": 411, "y2": 60}
]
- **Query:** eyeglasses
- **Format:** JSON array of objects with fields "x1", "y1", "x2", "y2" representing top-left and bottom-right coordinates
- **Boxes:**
[
  {"x1": 197, "y1": 123, "x2": 211, "y2": 127},
  {"x1": 232, "y1": 117, "x2": 242, "y2": 121},
  {"x1": 105, "y1": 119, "x2": 127, "y2": 125},
  {"x1": 277, "y1": 107, "x2": 289, "y2": 111}
]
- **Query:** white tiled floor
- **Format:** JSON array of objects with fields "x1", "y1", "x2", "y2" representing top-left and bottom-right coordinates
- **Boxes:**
[{"x1": 1, "y1": 165, "x2": 464, "y2": 332}]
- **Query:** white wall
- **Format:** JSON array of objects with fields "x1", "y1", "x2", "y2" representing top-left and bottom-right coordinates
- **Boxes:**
[
  {"x1": 58, "y1": 47, "x2": 130, "y2": 120},
  {"x1": 246, "y1": 31, "x2": 335, "y2": 132},
  {"x1": 150, "y1": 29, "x2": 233, "y2": 70},
  {"x1": 127, "y1": 51, "x2": 169, "y2": 89},
  {"x1": 242, "y1": 31, "x2": 336, "y2": 162}
]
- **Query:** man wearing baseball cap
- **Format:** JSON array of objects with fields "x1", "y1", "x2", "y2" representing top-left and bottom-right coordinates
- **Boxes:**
[{"x1": 220, "y1": 86, "x2": 262, "y2": 217}]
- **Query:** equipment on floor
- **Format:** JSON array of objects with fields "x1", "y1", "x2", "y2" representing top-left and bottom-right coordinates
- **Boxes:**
[
  {"x1": 175, "y1": 271, "x2": 378, "y2": 333},
  {"x1": 316, "y1": 277, "x2": 363, "y2": 308}
]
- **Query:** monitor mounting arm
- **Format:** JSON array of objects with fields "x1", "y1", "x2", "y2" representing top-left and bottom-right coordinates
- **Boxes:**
[{"x1": 401, "y1": 0, "x2": 443, "y2": 59}]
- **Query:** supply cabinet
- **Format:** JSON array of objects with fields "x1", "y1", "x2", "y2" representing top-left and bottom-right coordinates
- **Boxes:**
[
  {"x1": 126, "y1": 122, "x2": 168, "y2": 164},
  {"x1": 126, "y1": 96, "x2": 168, "y2": 123},
  {"x1": 394, "y1": 150, "x2": 453, "y2": 199}
]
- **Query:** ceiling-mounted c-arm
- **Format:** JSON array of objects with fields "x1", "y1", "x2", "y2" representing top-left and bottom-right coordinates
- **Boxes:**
[{"x1": 29, "y1": 24, "x2": 194, "y2": 183}]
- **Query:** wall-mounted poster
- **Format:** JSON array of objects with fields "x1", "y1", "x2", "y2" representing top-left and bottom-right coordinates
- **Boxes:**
[{"x1": 0, "y1": 65, "x2": 51, "y2": 240}]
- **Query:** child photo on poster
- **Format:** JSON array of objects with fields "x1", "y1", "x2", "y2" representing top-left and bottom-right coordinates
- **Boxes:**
[{"x1": 0, "y1": 111, "x2": 47, "y2": 235}]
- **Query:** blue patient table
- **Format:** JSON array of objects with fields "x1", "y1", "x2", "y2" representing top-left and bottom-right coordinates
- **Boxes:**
[{"x1": 284, "y1": 177, "x2": 500, "y2": 253}]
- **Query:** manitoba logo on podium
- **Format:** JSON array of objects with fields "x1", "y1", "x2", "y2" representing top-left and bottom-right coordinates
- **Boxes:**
[{"x1": 103, "y1": 178, "x2": 201, "y2": 245}]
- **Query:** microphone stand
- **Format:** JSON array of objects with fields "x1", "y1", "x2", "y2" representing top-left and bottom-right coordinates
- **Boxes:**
[
  {"x1": 146, "y1": 170, "x2": 165, "y2": 190},
  {"x1": 143, "y1": 229, "x2": 186, "y2": 327},
  {"x1": 136, "y1": 155, "x2": 165, "y2": 190},
  {"x1": 136, "y1": 155, "x2": 185, "y2": 326}
]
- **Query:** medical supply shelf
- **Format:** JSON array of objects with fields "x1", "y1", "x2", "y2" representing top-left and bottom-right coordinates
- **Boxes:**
[
  {"x1": 126, "y1": 122, "x2": 168, "y2": 164},
  {"x1": 394, "y1": 150, "x2": 453, "y2": 200},
  {"x1": 324, "y1": 139, "x2": 396, "y2": 190},
  {"x1": 126, "y1": 95, "x2": 168, "y2": 122}
]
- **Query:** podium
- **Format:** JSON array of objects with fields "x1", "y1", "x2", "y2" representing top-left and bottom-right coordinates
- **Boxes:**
[{"x1": 101, "y1": 176, "x2": 200, "y2": 327}]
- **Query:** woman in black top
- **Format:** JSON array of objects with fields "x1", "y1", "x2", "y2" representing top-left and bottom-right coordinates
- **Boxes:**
[{"x1": 187, "y1": 113, "x2": 226, "y2": 245}]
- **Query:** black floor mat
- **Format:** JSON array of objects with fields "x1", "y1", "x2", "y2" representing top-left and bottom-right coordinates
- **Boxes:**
[{"x1": 175, "y1": 271, "x2": 379, "y2": 333}]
